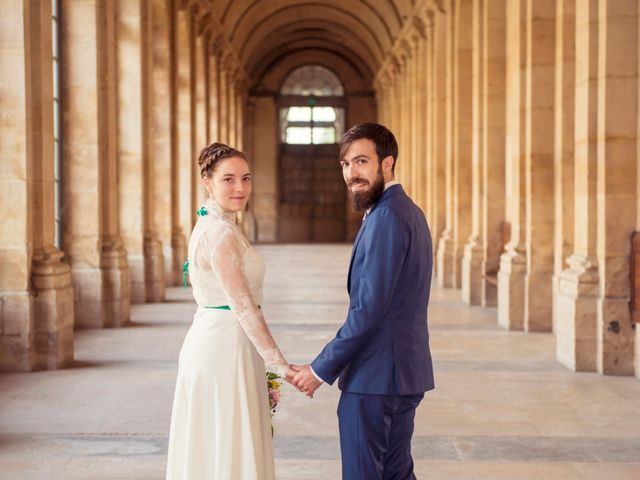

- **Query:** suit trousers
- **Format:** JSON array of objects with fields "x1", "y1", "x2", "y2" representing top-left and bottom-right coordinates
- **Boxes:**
[{"x1": 337, "y1": 391, "x2": 424, "y2": 480}]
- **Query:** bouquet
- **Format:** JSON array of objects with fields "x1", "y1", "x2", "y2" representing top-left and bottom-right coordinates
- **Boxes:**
[{"x1": 266, "y1": 371, "x2": 282, "y2": 437}]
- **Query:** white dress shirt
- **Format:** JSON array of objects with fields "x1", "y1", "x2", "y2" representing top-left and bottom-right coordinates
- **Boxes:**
[{"x1": 310, "y1": 179, "x2": 400, "y2": 384}]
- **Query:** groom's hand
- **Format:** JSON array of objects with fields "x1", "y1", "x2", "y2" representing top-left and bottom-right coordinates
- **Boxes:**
[{"x1": 292, "y1": 364, "x2": 322, "y2": 398}]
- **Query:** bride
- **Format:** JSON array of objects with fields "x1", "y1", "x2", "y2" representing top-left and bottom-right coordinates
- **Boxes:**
[{"x1": 166, "y1": 142, "x2": 295, "y2": 479}]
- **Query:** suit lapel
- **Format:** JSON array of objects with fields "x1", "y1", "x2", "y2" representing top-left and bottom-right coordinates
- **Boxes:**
[
  {"x1": 347, "y1": 218, "x2": 367, "y2": 293},
  {"x1": 346, "y1": 184, "x2": 405, "y2": 293}
]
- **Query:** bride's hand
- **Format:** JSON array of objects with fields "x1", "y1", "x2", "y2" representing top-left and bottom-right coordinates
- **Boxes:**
[{"x1": 284, "y1": 364, "x2": 301, "y2": 386}]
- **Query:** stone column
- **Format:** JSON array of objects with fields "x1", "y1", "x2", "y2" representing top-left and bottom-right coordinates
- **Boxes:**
[
  {"x1": 236, "y1": 89, "x2": 245, "y2": 151},
  {"x1": 168, "y1": 0, "x2": 187, "y2": 285},
  {"x1": 396, "y1": 55, "x2": 410, "y2": 185},
  {"x1": 141, "y1": 0, "x2": 165, "y2": 302},
  {"x1": 176, "y1": 6, "x2": 194, "y2": 249},
  {"x1": 436, "y1": 6, "x2": 456, "y2": 287},
  {"x1": 480, "y1": 0, "x2": 507, "y2": 307},
  {"x1": 432, "y1": 9, "x2": 450, "y2": 262},
  {"x1": 251, "y1": 96, "x2": 278, "y2": 242},
  {"x1": 207, "y1": 44, "x2": 219, "y2": 143},
  {"x1": 151, "y1": 0, "x2": 173, "y2": 286},
  {"x1": 594, "y1": 0, "x2": 638, "y2": 375},
  {"x1": 523, "y1": 0, "x2": 556, "y2": 332},
  {"x1": 1, "y1": 0, "x2": 34, "y2": 370},
  {"x1": 555, "y1": 0, "x2": 598, "y2": 371},
  {"x1": 451, "y1": 0, "x2": 474, "y2": 289},
  {"x1": 462, "y1": 0, "x2": 485, "y2": 305},
  {"x1": 498, "y1": 0, "x2": 527, "y2": 330},
  {"x1": 61, "y1": 0, "x2": 130, "y2": 327},
  {"x1": 99, "y1": 0, "x2": 131, "y2": 325},
  {"x1": 408, "y1": 38, "x2": 420, "y2": 204},
  {"x1": 552, "y1": 0, "x2": 575, "y2": 330},
  {"x1": 194, "y1": 33, "x2": 207, "y2": 207},
  {"x1": 116, "y1": 0, "x2": 164, "y2": 304},
  {"x1": 0, "y1": 0, "x2": 75, "y2": 370},
  {"x1": 218, "y1": 57, "x2": 229, "y2": 144},
  {"x1": 228, "y1": 71, "x2": 237, "y2": 148}
]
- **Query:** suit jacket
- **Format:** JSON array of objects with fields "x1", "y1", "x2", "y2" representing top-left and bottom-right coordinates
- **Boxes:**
[{"x1": 311, "y1": 184, "x2": 435, "y2": 395}]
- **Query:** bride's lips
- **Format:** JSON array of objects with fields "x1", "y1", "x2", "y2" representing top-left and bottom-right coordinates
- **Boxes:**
[{"x1": 230, "y1": 196, "x2": 246, "y2": 201}]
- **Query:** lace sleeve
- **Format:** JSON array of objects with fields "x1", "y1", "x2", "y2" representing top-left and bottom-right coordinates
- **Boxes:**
[{"x1": 203, "y1": 226, "x2": 289, "y2": 376}]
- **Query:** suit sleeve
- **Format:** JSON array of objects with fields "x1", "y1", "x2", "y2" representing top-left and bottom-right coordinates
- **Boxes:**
[{"x1": 311, "y1": 207, "x2": 409, "y2": 384}]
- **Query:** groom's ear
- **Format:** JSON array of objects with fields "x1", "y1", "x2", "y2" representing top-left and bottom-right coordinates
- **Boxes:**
[{"x1": 382, "y1": 156, "x2": 394, "y2": 174}]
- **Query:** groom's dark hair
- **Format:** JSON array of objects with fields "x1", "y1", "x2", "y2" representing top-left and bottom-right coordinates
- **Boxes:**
[{"x1": 339, "y1": 122, "x2": 398, "y2": 173}]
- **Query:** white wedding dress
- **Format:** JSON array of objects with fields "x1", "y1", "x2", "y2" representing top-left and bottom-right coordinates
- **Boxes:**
[{"x1": 166, "y1": 197, "x2": 289, "y2": 480}]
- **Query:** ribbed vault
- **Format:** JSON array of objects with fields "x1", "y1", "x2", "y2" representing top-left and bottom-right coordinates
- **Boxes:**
[{"x1": 206, "y1": 0, "x2": 416, "y2": 86}]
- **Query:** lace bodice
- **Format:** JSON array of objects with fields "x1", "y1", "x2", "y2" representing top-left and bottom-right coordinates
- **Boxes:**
[{"x1": 187, "y1": 198, "x2": 288, "y2": 376}]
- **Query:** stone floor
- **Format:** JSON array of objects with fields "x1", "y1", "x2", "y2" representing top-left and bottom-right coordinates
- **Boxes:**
[{"x1": 1, "y1": 244, "x2": 639, "y2": 479}]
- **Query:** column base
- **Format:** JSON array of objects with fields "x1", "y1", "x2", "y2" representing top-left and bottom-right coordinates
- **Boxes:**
[
  {"x1": 31, "y1": 247, "x2": 74, "y2": 370},
  {"x1": 144, "y1": 234, "x2": 165, "y2": 302},
  {"x1": 101, "y1": 238, "x2": 130, "y2": 327},
  {"x1": 436, "y1": 231, "x2": 455, "y2": 288},
  {"x1": 597, "y1": 296, "x2": 635, "y2": 376},
  {"x1": 71, "y1": 264, "x2": 106, "y2": 329},
  {"x1": 497, "y1": 245, "x2": 526, "y2": 331},
  {"x1": 0, "y1": 291, "x2": 33, "y2": 371},
  {"x1": 554, "y1": 255, "x2": 598, "y2": 372},
  {"x1": 171, "y1": 228, "x2": 187, "y2": 286},
  {"x1": 461, "y1": 238, "x2": 483, "y2": 305},
  {"x1": 525, "y1": 270, "x2": 553, "y2": 332},
  {"x1": 635, "y1": 325, "x2": 640, "y2": 380}
]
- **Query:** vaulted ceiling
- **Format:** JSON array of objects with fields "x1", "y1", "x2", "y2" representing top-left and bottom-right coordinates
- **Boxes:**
[{"x1": 205, "y1": 0, "x2": 419, "y2": 86}]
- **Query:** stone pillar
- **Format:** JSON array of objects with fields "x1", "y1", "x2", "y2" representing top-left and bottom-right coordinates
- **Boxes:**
[
  {"x1": 218, "y1": 58, "x2": 229, "y2": 144},
  {"x1": 207, "y1": 45, "x2": 219, "y2": 143},
  {"x1": 451, "y1": 0, "x2": 474, "y2": 289},
  {"x1": 523, "y1": 0, "x2": 556, "y2": 332},
  {"x1": 168, "y1": 0, "x2": 187, "y2": 286},
  {"x1": 0, "y1": 0, "x2": 75, "y2": 370},
  {"x1": 151, "y1": 0, "x2": 173, "y2": 286},
  {"x1": 194, "y1": 33, "x2": 207, "y2": 207},
  {"x1": 462, "y1": 0, "x2": 485, "y2": 305},
  {"x1": 409, "y1": 40, "x2": 420, "y2": 203},
  {"x1": 594, "y1": 0, "x2": 638, "y2": 375},
  {"x1": 176, "y1": 7, "x2": 193, "y2": 251},
  {"x1": 555, "y1": 0, "x2": 598, "y2": 372},
  {"x1": 480, "y1": 0, "x2": 507, "y2": 307},
  {"x1": 432, "y1": 9, "x2": 449, "y2": 262},
  {"x1": 1, "y1": 0, "x2": 34, "y2": 370},
  {"x1": 236, "y1": 89, "x2": 245, "y2": 152},
  {"x1": 228, "y1": 72, "x2": 237, "y2": 147},
  {"x1": 498, "y1": 0, "x2": 527, "y2": 330},
  {"x1": 552, "y1": 0, "x2": 576, "y2": 329},
  {"x1": 251, "y1": 96, "x2": 278, "y2": 242},
  {"x1": 436, "y1": 6, "x2": 456, "y2": 287},
  {"x1": 99, "y1": 0, "x2": 131, "y2": 325},
  {"x1": 116, "y1": 0, "x2": 164, "y2": 304},
  {"x1": 61, "y1": 0, "x2": 130, "y2": 327},
  {"x1": 141, "y1": 0, "x2": 165, "y2": 302}
]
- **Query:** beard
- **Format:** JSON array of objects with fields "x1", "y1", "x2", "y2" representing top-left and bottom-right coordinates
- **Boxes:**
[{"x1": 347, "y1": 167, "x2": 385, "y2": 211}]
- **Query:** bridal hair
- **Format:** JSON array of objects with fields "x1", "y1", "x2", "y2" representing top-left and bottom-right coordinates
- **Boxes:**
[
  {"x1": 198, "y1": 142, "x2": 247, "y2": 178},
  {"x1": 339, "y1": 122, "x2": 398, "y2": 173}
]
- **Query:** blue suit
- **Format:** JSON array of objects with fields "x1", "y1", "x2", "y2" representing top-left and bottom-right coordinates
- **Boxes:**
[{"x1": 312, "y1": 184, "x2": 434, "y2": 479}]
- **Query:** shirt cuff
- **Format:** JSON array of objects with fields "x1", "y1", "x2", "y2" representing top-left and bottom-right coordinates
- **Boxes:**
[{"x1": 310, "y1": 365, "x2": 325, "y2": 383}]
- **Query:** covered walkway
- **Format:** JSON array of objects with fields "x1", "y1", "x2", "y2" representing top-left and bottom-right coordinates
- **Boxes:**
[{"x1": 1, "y1": 245, "x2": 639, "y2": 479}]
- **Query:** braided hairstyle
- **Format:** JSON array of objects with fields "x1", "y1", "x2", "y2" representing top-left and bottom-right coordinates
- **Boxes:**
[{"x1": 198, "y1": 142, "x2": 247, "y2": 178}]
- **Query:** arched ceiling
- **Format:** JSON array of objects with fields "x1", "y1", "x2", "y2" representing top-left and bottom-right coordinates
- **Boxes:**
[{"x1": 207, "y1": 0, "x2": 417, "y2": 87}]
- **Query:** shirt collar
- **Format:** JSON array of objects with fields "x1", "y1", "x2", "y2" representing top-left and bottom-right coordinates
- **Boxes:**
[{"x1": 365, "y1": 180, "x2": 400, "y2": 216}]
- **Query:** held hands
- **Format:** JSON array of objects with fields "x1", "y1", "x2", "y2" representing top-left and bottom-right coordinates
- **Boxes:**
[{"x1": 288, "y1": 364, "x2": 322, "y2": 398}]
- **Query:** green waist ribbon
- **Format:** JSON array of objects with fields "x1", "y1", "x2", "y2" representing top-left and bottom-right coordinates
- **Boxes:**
[{"x1": 203, "y1": 305, "x2": 261, "y2": 310}]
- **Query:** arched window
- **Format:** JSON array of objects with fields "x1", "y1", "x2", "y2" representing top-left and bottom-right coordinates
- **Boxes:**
[{"x1": 279, "y1": 65, "x2": 345, "y2": 145}]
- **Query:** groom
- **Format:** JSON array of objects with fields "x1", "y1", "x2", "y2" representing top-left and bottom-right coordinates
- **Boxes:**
[{"x1": 292, "y1": 122, "x2": 435, "y2": 479}]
